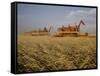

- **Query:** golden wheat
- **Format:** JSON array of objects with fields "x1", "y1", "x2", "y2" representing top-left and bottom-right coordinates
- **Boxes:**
[{"x1": 17, "y1": 35, "x2": 96, "y2": 73}]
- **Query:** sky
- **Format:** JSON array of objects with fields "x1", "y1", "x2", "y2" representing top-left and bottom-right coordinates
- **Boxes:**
[{"x1": 17, "y1": 3, "x2": 97, "y2": 34}]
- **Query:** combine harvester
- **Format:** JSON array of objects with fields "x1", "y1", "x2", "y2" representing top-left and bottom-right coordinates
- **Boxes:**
[
  {"x1": 24, "y1": 26, "x2": 52, "y2": 36},
  {"x1": 53, "y1": 20, "x2": 87, "y2": 37},
  {"x1": 24, "y1": 20, "x2": 90, "y2": 37},
  {"x1": 31, "y1": 27, "x2": 51, "y2": 36}
]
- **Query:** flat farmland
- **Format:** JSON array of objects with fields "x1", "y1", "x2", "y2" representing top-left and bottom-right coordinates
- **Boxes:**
[{"x1": 17, "y1": 35, "x2": 96, "y2": 73}]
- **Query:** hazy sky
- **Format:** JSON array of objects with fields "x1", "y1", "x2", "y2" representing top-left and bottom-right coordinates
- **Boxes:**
[{"x1": 17, "y1": 3, "x2": 96, "y2": 34}]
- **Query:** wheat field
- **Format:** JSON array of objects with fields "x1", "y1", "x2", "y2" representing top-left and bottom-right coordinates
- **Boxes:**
[{"x1": 17, "y1": 35, "x2": 96, "y2": 73}]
